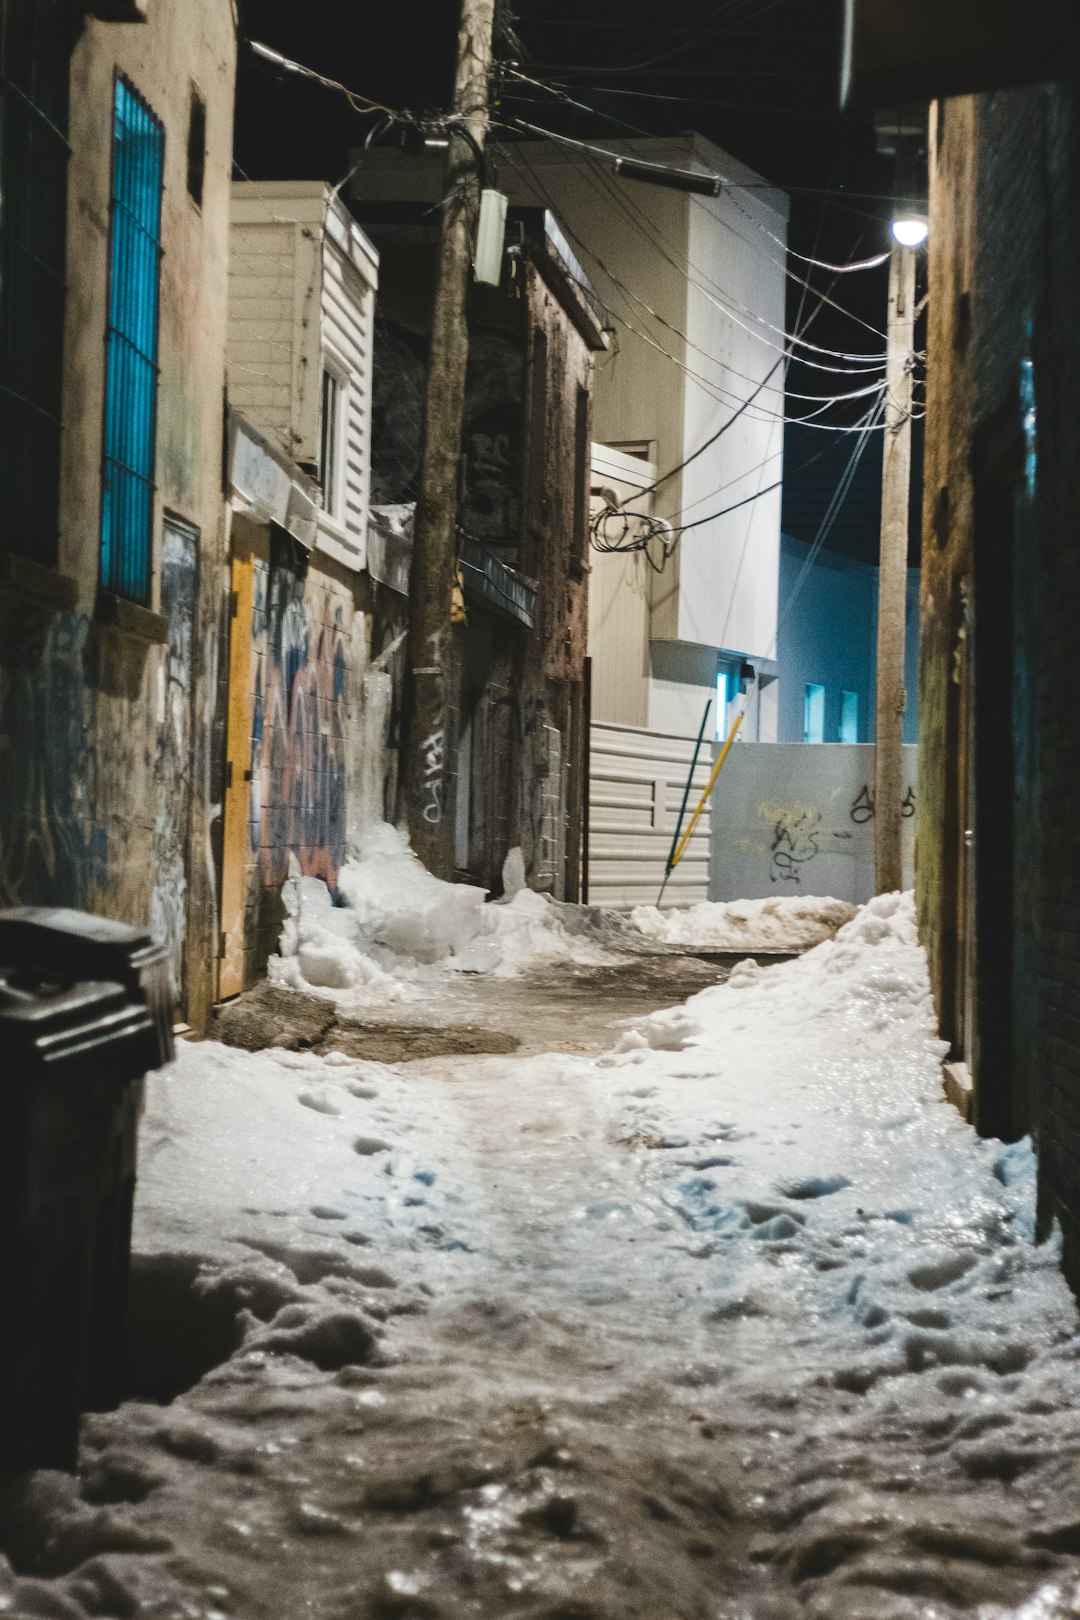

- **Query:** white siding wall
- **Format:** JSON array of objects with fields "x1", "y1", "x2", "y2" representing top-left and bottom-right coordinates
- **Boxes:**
[
  {"x1": 588, "y1": 443, "x2": 655, "y2": 729},
  {"x1": 227, "y1": 219, "x2": 301, "y2": 456},
  {"x1": 675, "y1": 186, "x2": 785, "y2": 658},
  {"x1": 318, "y1": 233, "x2": 376, "y2": 571},
  {"x1": 227, "y1": 183, "x2": 378, "y2": 573},
  {"x1": 588, "y1": 722, "x2": 712, "y2": 910}
]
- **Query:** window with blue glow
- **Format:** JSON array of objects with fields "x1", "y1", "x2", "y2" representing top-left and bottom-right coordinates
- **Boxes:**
[
  {"x1": 839, "y1": 689, "x2": 858, "y2": 744},
  {"x1": 716, "y1": 667, "x2": 731, "y2": 741},
  {"x1": 803, "y1": 683, "x2": 825, "y2": 744},
  {"x1": 101, "y1": 77, "x2": 164, "y2": 604}
]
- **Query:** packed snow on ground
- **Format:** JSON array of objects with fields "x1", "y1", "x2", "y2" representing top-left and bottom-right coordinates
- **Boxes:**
[
  {"x1": 629, "y1": 892, "x2": 857, "y2": 952},
  {"x1": 268, "y1": 823, "x2": 619, "y2": 999},
  {"x1": 6, "y1": 894, "x2": 1080, "y2": 1618}
]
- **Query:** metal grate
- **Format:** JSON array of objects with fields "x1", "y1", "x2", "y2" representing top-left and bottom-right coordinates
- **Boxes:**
[
  {"x1": 100, "y1": 76, "x2": 164, "y2": 604},
  {"x1": 0, "y1": 0, "x2": 74, "y2": 562}
]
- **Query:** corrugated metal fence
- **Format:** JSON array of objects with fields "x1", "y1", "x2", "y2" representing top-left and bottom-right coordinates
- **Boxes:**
[{"x1": 587, "y1": 722, "x2": 712, "y2": 911}]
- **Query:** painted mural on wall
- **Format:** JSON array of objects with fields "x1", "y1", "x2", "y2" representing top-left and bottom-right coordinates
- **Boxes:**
[{"x1": 248, "y1": 557, "x2": 350, "y2": 895}]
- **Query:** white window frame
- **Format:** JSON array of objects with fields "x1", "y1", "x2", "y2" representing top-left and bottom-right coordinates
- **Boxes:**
[{"x1": 319, "y1": 354, "x2": 349, "y2": 528}]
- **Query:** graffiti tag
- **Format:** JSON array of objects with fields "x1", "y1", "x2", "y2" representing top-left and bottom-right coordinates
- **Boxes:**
[
  {"x1": 849, "y1": 783, "x2": 917, "y2": 824},
  {"x1": 421, "y1": 729, "x2": 445, "y2": 825},
  {"x1": 850, "y1": 784, "x2": 875, "y2": 824},
  {"x1": 770, "y1": 809, "x2": 821, "y2": 885}
]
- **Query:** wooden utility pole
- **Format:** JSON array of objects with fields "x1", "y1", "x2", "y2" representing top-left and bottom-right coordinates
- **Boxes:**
[
  {"x1": 402, "y1": 0, "x2": 496, "y2": 872},
  {"x1": 874, "y1": 241, "x2": 916, "y2": 893}
]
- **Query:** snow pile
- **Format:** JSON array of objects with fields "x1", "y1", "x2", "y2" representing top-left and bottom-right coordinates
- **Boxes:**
[
  {"x1": 628, "y1": 891, "x2": 856, "y2": 951},
  {"x1": 272, "y1": 826, "x2": 617, "y2": 995},
  {"x1": 335, "y1": 822, "x2": 490, "y2": 965}
]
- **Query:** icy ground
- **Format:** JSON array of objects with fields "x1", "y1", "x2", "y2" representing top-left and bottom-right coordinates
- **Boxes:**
[{"x1": 6, "y1": 894, "x2": 1080, "y2": 1619}]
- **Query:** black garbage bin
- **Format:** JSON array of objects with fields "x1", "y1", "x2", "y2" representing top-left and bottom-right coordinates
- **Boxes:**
[{"x1": 0, "y1": 908, "x2": 174, "y2": 1476}]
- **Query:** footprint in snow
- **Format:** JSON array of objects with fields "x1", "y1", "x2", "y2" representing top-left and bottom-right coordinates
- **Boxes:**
[
  {"x1": 778, "y1": 1174, "x2": 852, "y2": 1201},
  {"x1": 743, "y1": 1200, "x2": 805, "y2": 1227},
  {"x1": 310, "y1": 1205, "x2": 348, "y2": 1221},
  {"x1": 298, "y1": 1090, "x2": 341, "y2": 1117},
  {"x1": 353, "y1": 1135, "x2": 392, "y2": 1156}
]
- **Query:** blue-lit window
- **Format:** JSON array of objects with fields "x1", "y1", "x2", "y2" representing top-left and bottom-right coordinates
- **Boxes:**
[
  {"x1": 803, "y1": 683, "x2": 825, "y2": 744},
  {"x1": 716, "y1": 667, "x2": 732, "y2": 741},
  {"x1": 839, "y1": 689, "x2": 859, "y2": 744},
  {"x1": 101, "y1": 77, "x2": 164, "y2": 604}
]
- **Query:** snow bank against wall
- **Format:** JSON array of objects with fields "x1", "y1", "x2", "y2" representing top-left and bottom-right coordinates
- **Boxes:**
[
  {"x1": 629, "y1": 893, "x2": 856, "y2": 952},
  {"x1": 270, "y1": 825, "x2": 621, "y2": 997}
]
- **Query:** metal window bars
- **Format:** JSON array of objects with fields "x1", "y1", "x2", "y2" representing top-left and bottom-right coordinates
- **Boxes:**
[{"x1": 100, "y1": 75, "x2": 164, "y2": 605}]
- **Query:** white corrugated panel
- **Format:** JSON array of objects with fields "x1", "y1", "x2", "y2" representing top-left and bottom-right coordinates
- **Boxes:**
[
  {"x1": 319, "y1": 240, "x2": 375, "y2": 571},
  {"x1": 226, "y1": 220, "x2": 299, "y2": 453},
  {"x1": 587, "y1": 722, "x2": 712, "y2": 911}
]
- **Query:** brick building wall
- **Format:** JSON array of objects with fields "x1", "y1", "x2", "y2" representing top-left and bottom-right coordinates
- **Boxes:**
[{"x1": 918, "y1": 81, "x2": 1080, "y2": 1278}]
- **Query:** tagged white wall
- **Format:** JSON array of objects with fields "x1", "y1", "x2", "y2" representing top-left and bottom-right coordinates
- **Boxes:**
[{"x1": 709, "y1": 742, "x2": 917, "y2": 903}]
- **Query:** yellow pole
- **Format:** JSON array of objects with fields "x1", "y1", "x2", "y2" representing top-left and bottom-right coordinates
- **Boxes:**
[{"x1": 669, "y1": 707, "x2": 745, "y2": 872}]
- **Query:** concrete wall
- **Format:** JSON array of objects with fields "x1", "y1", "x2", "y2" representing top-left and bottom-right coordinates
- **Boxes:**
[
  {"x1": 776, "y1": 534, "x2": 921, "y2": 745},
  {"x1": 917, "y1": 82, "x2": 1080, "y2": 1279},
  {"x1": 710, "y1": 743, "x2": 917, "y2": 903},
  {"x1": 0, "y1": 2, "x2": 237, "y2": 1029}
]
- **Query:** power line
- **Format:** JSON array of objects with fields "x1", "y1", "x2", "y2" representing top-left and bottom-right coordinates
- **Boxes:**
[
  {"x1": 503, "y1": 119, "x2": 893, "y2": 353},
  {"x1": 497, "y1": 142, "x2": 896, "y2": 435}
]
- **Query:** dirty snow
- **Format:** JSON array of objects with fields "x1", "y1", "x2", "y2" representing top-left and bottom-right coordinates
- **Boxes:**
[
  {"x1": 5, "y1": 894, "x2": 1080, "y2": 1618},
  {"x1": 629, "y1": 893, "x2": 857, "y2": 951},
  {"x1": 270, "y1": 825, "x2": 618, "y2": 1000}
]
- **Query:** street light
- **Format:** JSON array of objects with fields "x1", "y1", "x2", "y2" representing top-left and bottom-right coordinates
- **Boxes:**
[{"x1": 891, "y1": 212, "x2": 928, "y2": 247}]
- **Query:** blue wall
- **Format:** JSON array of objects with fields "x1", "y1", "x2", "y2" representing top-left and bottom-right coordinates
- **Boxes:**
[{"x1": 776, "y1": 534, "x2": 919, "y2": 745}]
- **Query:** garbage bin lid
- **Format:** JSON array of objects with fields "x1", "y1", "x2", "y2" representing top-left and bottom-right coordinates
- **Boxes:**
[{"x1": 0, "y1": 907, "x2": 156, "y2": 983}]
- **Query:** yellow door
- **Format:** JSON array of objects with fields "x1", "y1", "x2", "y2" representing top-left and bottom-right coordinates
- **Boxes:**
[{"x1": 217, "y1": 526, "x2": 258, "y2": 1000}]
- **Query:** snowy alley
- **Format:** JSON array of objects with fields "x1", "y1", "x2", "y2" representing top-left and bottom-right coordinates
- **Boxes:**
[{"x1": 5, "y1": 873, "x2": 1080, "y2": 1620}]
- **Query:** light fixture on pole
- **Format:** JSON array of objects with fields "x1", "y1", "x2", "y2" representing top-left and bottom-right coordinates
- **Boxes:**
[
  {"x1": 873, "y1": 107, "x2": 926, "y2": 894},
  {"x1": 891, "y1": 212, "x2": 928, "y2": 247}
]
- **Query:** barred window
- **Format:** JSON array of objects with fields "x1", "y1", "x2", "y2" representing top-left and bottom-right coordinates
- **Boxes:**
[
  {"x1": 100, "y1": 76, "x2": 164, "y2": 604},
  {"x1": 0, "y1": 0, "x2": 75, "y2": 562}
]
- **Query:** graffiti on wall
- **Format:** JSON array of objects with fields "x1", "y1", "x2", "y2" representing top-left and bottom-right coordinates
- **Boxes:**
[
  {"x1": 770, "y1": 807, "x2": 822, "y2": 884},
  {"x1": 0, "y1": 610, "x2": 107, "y2": 909},
  {"x1": 151, "y1": 522, "x2": 198, "y2": 1003},
  {"x1": 249, "y1": 560, "x2": 350, "y2": 892},
  {"x1": 765, "y1": 784, "x2": 919, "y2": 886}
]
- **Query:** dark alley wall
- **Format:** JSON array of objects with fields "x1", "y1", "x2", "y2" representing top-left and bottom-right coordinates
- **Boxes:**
[
  {"x1": 918, "y1": 82, "x2": 1080, "y2": 1278},
  {"x1": 368, "y1": 229, "x2": 597, "y2": 896},
  {"x1": 0, "y1": 1, "x2": 236, "y2": 1031}
]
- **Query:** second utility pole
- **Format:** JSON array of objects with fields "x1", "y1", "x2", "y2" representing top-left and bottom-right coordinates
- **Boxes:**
[
  {"x1": 402, "y1": 0, "x2": 496, "y2": 873},
  {"x1": 874, "y1": 240, "x2": 916, "y2": 894}
]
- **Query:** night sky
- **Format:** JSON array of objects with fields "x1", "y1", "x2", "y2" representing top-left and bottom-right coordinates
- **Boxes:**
[{"x1": 233, "y1": 1, "x2": 916, "y2": 559}]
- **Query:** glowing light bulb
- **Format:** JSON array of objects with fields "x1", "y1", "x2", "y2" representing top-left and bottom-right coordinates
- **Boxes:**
[{"x1": 891, "y1": 214, "x2": 928, "y2": 248}]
